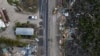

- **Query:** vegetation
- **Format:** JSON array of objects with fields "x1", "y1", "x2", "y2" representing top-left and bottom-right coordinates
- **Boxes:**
[
  {"x1": 20, "y1": 0, "x2": 38, "y2": 13},
  {"x1": 32, "y1": 34, "x2": 37, "y2": 38},
  {"x1": 15, "y1": 21, "x2": 36, "y2": 28},
  {"x1": 77, "y1": 0, "x2": 100, "y2": 56},
  {"x1": 7, "y1": 0, "x2": 19, "y2": 5},
  {"x1": 0, "y1": 36, "x2": 27, "y2": 47},
  {"x1": 62, "y1": 0, "x2": 100, "y2": 56},
  {"x1": 16, "y1": 35, "x2": 22, "y2": 40},
  {"x1": 62, "y1": 0, "x2": 68, "y2": 8},
  {"x1": 7, "y1": 0, "x2": 38, "y2": 13},
  {"x1": 16, "y1": 35, "x2": 37, "y2": 39}
]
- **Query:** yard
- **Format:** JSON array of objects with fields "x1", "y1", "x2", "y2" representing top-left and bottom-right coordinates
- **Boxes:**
[{"x1": 0, "y1": 0, "x2": 42, "y2": 39}]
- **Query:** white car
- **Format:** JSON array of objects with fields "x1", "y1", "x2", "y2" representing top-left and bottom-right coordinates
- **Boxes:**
[{"x1": 28, "y1": 16, "x2": 37, "y2": 20}]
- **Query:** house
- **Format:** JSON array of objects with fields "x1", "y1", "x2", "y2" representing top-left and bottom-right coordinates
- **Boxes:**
[{"x1": 15, "y1": 28, "x2": 34, "y2": 36}]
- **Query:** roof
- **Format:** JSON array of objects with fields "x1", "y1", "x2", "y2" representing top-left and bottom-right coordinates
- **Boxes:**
[
  {"x1": 2, "y1": 48, "x2": 8, "y2": 53},
  {"x1": 63, "y1": 12, "x2": 69, "y2": 16},
  {"x1": 15, "y1": 28, "x2": 34, "y2": 35},
  {"x1": 0, "y1": 19, "x2": 6, "y2": 28}
]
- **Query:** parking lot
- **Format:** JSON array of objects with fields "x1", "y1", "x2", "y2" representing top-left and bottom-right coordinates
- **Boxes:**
[{"x1": 0, "y1": 0, "x2": 42, "y2": 38}]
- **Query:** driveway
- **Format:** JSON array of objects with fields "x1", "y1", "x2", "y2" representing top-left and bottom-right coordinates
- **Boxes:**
[{"x1": 0, "y1": 0, "x2": 42, "y2": 39}]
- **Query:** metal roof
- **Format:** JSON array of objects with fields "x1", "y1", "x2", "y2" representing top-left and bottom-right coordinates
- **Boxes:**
[{"x1": 15, "y1": 28, "x2": 34, "y2": 35}]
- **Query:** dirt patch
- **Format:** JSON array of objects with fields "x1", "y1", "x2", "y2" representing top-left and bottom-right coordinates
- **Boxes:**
[{"x1": 20, "y1": 0, "x2": 38, "y2": 13}]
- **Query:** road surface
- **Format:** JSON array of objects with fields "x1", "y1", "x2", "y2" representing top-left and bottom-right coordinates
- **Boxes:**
[
  {"x1": 39, "y1": 0, "x2": 60, "y2": 56},
  {"x1": 48, "y1": 0, "x2": 60, "y2": 56},
  {"x1": 39, "y1": 0, "x2": 48, "y2": 56}
]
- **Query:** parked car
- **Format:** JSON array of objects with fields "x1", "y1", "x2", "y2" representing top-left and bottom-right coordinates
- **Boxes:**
[{"x1": 28, "y1": 16, "x2": 37, "y2": 20}]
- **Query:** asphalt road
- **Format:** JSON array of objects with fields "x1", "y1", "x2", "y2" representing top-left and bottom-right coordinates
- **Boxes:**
[
  {"x1": 39, "y1": 0, "x2": 60, "y2": 56},
  {"x1": 39, "y1": 0, "x2": 48, "y2": 56}
]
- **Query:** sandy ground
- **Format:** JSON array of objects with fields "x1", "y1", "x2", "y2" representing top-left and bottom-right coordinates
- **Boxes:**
[{"x1": 0, "y1": 0, "x2": 42, "y2": 39}]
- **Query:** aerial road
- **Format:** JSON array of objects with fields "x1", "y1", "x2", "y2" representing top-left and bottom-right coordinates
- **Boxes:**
[
  {"x1": 39, "y1": 0, "x2": 48, "y2": 56},
  {"x1": 39, "y1": 0, "x2": 60, "y2": 56}
]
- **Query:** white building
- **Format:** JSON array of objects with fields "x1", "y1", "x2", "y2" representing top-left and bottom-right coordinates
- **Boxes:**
[
  {"x1": 0, "y1": 19, "x2": 6, "y2": 29},
  {"x1": 15, "y1": 28, "x2": 34, "y2": 36}
]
